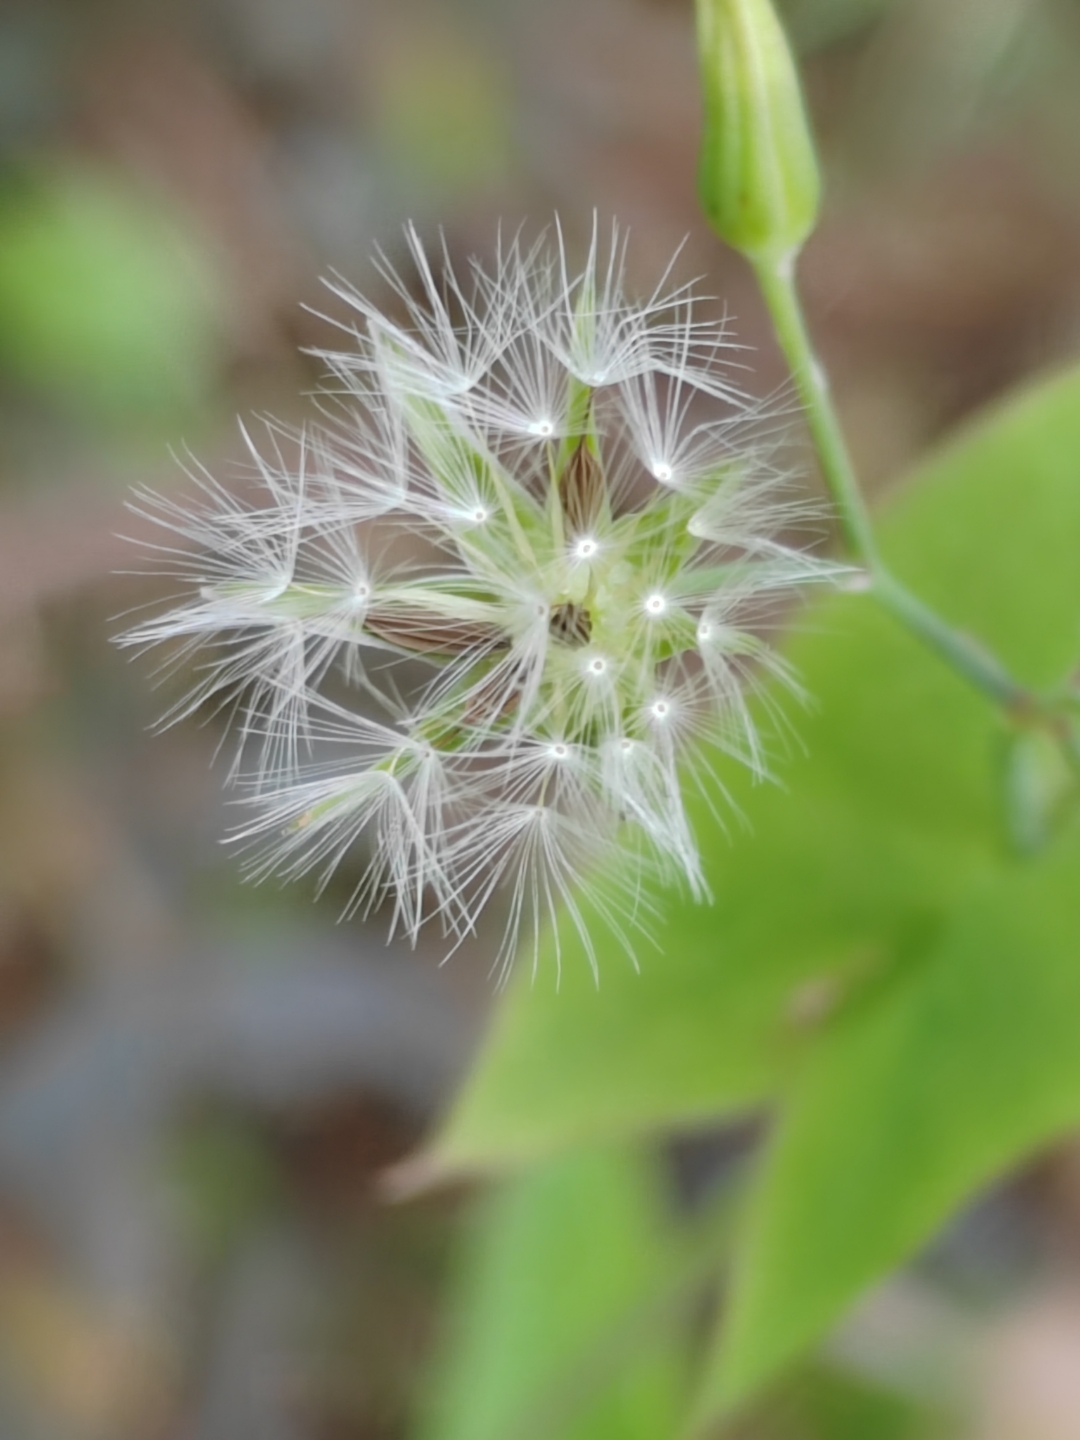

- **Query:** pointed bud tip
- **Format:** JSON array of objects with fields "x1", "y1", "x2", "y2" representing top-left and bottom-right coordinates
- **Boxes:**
[{"x1": 694, "y1": 0, "x2": 821, "y2": 265}]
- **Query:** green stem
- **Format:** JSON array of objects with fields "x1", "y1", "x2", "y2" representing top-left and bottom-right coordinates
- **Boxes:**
[
  {"x1": 754, "y1": 256, "x2": 879, "y2": 566},
  {"x1": 754, "y1": 252, "x2": 1037, "y2": 716}
]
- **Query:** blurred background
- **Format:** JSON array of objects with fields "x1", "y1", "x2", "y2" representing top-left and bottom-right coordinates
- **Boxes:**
[{"x1": 2, "y1": 0, "x2": 1080, "y2": 1435}]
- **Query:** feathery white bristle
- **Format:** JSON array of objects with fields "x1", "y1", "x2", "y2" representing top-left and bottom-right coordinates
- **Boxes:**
[{"x1": 121, "y1": 219, "x2": 844, "y2": 976}]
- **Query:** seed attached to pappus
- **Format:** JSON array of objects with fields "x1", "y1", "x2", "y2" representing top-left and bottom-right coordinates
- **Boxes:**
[{"x1": 119, "y1": 219, "x2": 844, "y2": 976}]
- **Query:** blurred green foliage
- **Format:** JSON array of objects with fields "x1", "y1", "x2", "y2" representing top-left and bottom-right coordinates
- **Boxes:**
[
  {"x1": 0, "y1": 166, "x2": 223, "y2": 426},
  {"x1": 418, "y1": 1149, "x2": 687, "y2": 1440}
]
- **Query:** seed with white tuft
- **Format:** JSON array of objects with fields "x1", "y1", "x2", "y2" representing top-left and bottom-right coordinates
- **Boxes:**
[{"x1": 119, "y1": 218, "x2": 844, "y2": 978}]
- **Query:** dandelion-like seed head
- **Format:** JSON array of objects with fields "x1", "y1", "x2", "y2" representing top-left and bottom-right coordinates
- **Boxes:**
[{"x1": 120, "y1": 218, "x2": 844, "y2": 978}]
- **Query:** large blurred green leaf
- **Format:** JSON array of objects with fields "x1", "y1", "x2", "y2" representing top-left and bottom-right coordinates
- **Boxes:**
[
  {"x1": 0, "y1": 167, "x2": 222, "y2": 422},
  {"x1": 687, "y1": 363, "x2": 1080, "y2": 1422},
  {"x1": 433, "y1": 367, "x2": 1080, "y2": 1176},
  {"x1": 432, "y1": 779, "x2": 981, "y2": 1170},
  {"x1": 415, "y1": 1149, "x2": 685, "y2": 1440},
  {"x1": 699, "y1": 824, "x2": 1080, "y2": 1421}
]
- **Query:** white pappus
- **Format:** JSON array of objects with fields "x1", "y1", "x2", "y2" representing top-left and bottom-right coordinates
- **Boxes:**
[{"x1": 119, "y1": 219, "x2": 846, "y2": 982}]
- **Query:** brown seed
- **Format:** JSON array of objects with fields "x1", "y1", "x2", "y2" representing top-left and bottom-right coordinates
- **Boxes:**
[
  {"x1": 463, "y1": 668, "x2": 523, "y2": 725},
  {"x1": 549, "y1": 602, "x2": 593, "y2": 646},
  {"x1": 558, "y1": 439, "x2": 607, "y2": 535},
  {"x1": 364, "y1": 608, "x2": 506, "y2": 657}
]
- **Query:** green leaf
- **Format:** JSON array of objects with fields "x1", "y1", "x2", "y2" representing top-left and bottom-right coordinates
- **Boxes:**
[
  {"x1": 415, "y1": 1149, "x2": 685, "y2": 1440},
  {"x1": 698, "y1": 825, "x2": 1080, "y2": 1420},
  {"x1": 688, "y1": 364, "x2": 1080, "y2": 1420},
  {"x1": 433, "y1": 778, "x2": 976, "y2": 1171}
]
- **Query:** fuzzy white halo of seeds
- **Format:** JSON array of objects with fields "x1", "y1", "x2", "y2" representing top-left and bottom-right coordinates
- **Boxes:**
[{"x1": 119, "y1": 218, "x2": 846, "y2": 980}]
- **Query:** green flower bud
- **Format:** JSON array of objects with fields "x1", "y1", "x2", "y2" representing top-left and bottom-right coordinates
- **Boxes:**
[
  {"x1": 1002, "y1": 724, "x2": 1078, "y2": 856},
  {"x1": 694, "y1": 0, "x2": 821, "y2": 266}
]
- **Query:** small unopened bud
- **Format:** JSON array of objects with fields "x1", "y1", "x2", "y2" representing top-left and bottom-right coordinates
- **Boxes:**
[
  {"x1": 1001, "y1": 725, "x2": 1078, "y2": 856},
  {"x1": 694, "y1": 0, "x2": 821, "y2": 266}
]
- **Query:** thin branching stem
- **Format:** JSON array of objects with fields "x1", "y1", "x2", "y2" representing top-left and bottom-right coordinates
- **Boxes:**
[{"x1": 755, "y1": 253, "x2": 1042, "y2": 717}]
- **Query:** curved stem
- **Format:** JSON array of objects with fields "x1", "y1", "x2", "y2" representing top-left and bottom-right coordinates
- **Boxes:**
[
  {"x1": 754, "y1": 256, "x2": 880, "y2": 567},
  {"x1": 754, "y1": 253, "x2": 1039, "y2": 716}
]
